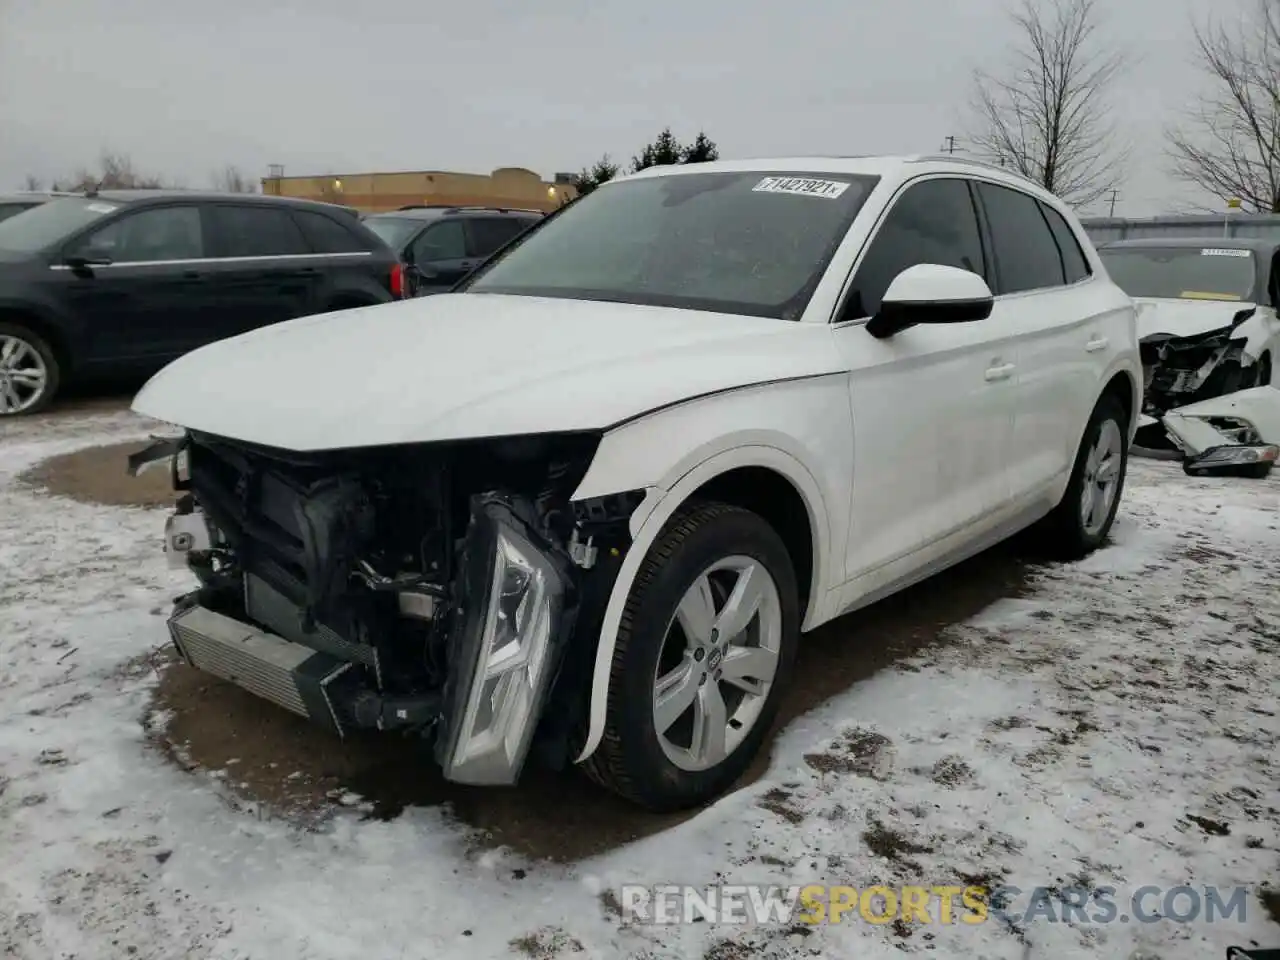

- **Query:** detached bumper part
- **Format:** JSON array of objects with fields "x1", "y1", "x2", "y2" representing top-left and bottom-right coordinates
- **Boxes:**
[
  {"x1": 437, "y1": 501, "x2": 568, "y2": 786},
  {"x1": 1184, "y1": 442, "x2": 1278, "y2": 477}
]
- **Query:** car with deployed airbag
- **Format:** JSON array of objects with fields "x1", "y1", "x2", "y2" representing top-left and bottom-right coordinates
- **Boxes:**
[{"x1": 129, "y1": 155, "x2": 1141, "y2": 812}]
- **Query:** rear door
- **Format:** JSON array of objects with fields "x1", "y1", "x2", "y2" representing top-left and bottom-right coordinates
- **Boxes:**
[
  {"x1": 406, "y1": 218, "x2": 474, "y2": 294},
  {"x1": 60, "y1": 203, "x2": 219, "y2": 362},
  {"x1": 204, "y1": 203, "x2": 322, "y2": 339},
  {"x1": 974, "y1": 181, "x2": 1107, "y2": 501}
]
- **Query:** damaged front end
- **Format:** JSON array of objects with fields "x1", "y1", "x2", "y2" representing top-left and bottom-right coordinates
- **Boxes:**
[
  {"x1": 1134, "y1": 307, "x2": 1279, "y2": 475},
  {"x1": 1138, "y1": 306, "x2": 1258, "y2": 426},
  {"x1": 131, "y1": 431, "x2": 642, "y2": 786}
]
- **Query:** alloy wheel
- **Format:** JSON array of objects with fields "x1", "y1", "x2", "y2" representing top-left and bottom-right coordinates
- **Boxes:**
[
  {"x1": 652, "y1": 555, "x2": 782, "y2": 772},
  {"x1": 1080, "y1": 418, "x2": 1123, "y2": 537},
  {"x1": 0, "y1": 334, "x2": 49, "y2": 415}
]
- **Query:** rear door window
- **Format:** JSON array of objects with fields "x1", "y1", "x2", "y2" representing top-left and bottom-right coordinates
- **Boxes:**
[
  {"x1": 976, "y1": 182, "x2": 1066, "y2": 294},
  {"x1": 208, "y1": 205, "x2": 310, "y2": 258},
  {"x1": 466, "y1": 217, "x2": 536, "y2": 258}
]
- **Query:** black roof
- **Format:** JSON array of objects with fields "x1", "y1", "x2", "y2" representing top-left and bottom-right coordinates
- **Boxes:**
[
  {"x1": 1099, "y1": 236, "x2": 1280, "y2": 255},
  {"x1": 86, "y1": 189, "x2": 355, "y2": 214}
]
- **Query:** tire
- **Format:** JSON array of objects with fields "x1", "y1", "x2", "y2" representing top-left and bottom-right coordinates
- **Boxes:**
[
  {"x1": 0, "y1": 321, "x2": 60, "y2": 416},
  {"x1": 1257, "y1": 353, "x2": 1272, "y2": 387},
  {"x1": 1040, "y1": 394, "x2": 1129, "y2": 561},
  {"x1": 581, "y1": 502, "x2": 800, "y2": 812}
]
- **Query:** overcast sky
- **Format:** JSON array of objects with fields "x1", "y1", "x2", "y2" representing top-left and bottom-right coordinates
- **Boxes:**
[{"x1": 0, "y1": 0, "x2": 1236, "y2": 216}]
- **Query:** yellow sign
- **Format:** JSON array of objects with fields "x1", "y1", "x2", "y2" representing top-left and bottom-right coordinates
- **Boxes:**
[
  {"x1": 1227, "y1": 197, "x2": 1242, "y2": 209},
  {"x1": 1180, "y1": 291, "x2": 1242, "y2": 301},
  {"x1": 795, "y1": 885, "x2": 988, "y2": 925}
]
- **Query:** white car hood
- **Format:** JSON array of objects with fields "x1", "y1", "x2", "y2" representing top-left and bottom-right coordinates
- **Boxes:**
[
  {"x1": 1133, "y1": 297, "x2": 1256, "y2": 340},
  {"x1": 131, "y1": 293, "x2": 843, "y2": 451}
]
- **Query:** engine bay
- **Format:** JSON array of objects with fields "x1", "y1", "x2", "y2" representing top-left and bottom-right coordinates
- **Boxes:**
[{"x1": 131, "y1": 429, "x2": 642, "y2": 785}]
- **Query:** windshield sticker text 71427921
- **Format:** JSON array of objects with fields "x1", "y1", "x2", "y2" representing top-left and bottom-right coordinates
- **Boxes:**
[{"x1": 752, "y1": 177, "x2": 850, "y2": 199}]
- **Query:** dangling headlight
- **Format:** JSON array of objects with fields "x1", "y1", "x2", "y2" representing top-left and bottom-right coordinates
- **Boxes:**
[{"x1": 438, "y1": 500, "x2": 568, "y2": 785}]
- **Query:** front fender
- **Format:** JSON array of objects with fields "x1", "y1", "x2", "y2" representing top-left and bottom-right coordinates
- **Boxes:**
[{"x1": 567, "y1": 376, "x2": 853, "y2": 765}]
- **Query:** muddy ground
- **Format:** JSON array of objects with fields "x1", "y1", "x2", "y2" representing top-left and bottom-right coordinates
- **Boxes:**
[{"x1": 23, "y1": 438, "x2": 1029, "y2": 863}]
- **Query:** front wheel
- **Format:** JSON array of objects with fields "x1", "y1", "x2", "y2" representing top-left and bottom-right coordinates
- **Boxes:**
[
  {"x1": 1040, "y1": 394, "x2": 1129, "y2": 560},
  {"x1": 581, "y1": 502, "x2": 800, "y2": 812},
  {"x1": 0, "y1": 322, "x2": 60, "y2": 416}
]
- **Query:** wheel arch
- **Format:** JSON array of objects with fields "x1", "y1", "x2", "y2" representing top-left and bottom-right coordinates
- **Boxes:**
[
  {"x1": 571, "y1": 443, "x2": 831, "y2": 765},
  {"x1": 1100, "y1": 367, "x2": 1138, "y2": 435}
]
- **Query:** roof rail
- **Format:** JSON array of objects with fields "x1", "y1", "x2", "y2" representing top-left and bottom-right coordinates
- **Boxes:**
[
  {"x1": 908, "y1": 153, "x2": 1039, "y2": 184},
  {"x1": 395, "y1": 203, "x2": 545, "y2": 215}
]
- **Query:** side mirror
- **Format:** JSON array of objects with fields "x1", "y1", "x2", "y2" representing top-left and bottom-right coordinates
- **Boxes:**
[{"x1": 865, "y1": 264, "x2": 994, "y2": 339}]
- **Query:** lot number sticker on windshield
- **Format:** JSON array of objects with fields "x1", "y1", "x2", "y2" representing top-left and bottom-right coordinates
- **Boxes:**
[
  {"x1": 752, "y1": 177, "x2": 850, "y2": 199},
  {"x1": 1200, "y1": 248, "x2": 1251, "y2": 257}
]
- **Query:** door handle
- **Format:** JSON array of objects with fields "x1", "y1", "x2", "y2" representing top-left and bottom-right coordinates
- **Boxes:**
[
  {"x1": 1085, "y1": 336, "x2": 1109, "y2": 353},
  {"x1": 296, "y1": 267, "x2": 319, "y2": 276},
  {"x1": 180, "y1": 270, "x2": 206, "y2": 280},
  {"x1": 984, "y1": 362, "x2": 1015, "y2": 382}
]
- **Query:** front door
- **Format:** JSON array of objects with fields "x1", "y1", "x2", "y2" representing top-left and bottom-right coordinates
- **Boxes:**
[
  {"x1": 60, "y1": 203, "x2": 219, "y2": 364},
  {"x1": 830, "y1": 176, "x2": 1017, "y2": 599}
]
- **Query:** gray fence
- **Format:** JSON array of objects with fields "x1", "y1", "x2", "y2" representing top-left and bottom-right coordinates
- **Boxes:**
[{"x1": 1080, "y1": 213, "x2": 1280, "y2": 245}]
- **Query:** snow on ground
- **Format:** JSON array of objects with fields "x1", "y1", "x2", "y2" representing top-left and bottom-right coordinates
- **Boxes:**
[{"x1": 1, "y1": 409, "x2": 1278, "y2": 960}]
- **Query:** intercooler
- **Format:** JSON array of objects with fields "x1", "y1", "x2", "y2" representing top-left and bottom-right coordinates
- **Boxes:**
[{"x1": 168, "y1": 604, "x2": 357, "y2": 735}]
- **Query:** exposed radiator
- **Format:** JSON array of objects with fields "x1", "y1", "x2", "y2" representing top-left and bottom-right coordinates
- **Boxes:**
[{"x1": 169, "y1": 604, "x2": 354, "y2": 735}]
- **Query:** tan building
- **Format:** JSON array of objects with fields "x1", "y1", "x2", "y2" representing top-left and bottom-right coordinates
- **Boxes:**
[{"x1": 260, "y1": 166, "x2": 577, "y2": 213}]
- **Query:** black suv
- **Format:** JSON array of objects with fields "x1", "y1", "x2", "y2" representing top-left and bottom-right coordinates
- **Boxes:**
[
  {"x1": 0, "y1": 190, "x2": 403, "y2": 415},
  {"x1": 361, "y1": 206, "x2": 542, "y2": 295}
]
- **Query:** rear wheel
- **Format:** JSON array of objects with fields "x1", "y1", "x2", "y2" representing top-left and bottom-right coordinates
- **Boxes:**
[
  {"x1": 581, "y1": 502, "x2": 800, "y2": 812},
  {"x1": 0, "y1": 322, "x2": 60, "y2": 416},
  {"x1": 1040, "y1": 394, "x2": 1129, "y2": 560}
]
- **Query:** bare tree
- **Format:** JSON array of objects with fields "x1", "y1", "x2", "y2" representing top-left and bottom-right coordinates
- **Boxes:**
[
  {"x1": 1167, "y1": 1, "x2": 1280, "y2": 213},
  {"x1": 50, "y1": 151, "x2": 168, "y2": 192},
  {"x1": 21, "y1": 174, "x2": 42, "y2": 192},
  {"x1": 211, "y1": 164, "x2": 257, "y2": 193},
  {"x1": 966, "y1": 0, "x2": 1127, "y2": 207}
]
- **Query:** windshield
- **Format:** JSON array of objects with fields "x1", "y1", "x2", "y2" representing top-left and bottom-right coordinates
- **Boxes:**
[
  {"x1": 362, "y1": 215, "x2": 425, "y2": 251},
  {"x1": 0, "y1": 197, "x2": 121, "y2": 255},
  {"x1": 1100, "y1": 246, "x2": 1257, "y2": 302},
  {"x1": 460, "y1": 171, "x2": 879, "y2": 319}
]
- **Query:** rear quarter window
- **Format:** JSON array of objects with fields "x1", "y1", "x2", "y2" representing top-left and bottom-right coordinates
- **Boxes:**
[
  {"x1": 1038, "y1": 201, "x2": 1092, "y2": 284},
  {"x1": 292, "y1": 209, "x2": 372, "y2": 254}
]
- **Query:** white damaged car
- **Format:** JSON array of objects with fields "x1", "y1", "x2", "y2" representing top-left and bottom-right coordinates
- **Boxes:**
[
  {"x1": 130, "y1": 156, "x2": 1141, "y2": 811},
  {"x1": 1098, "y1": 238, "x2": 1280, "y2": 475}
]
